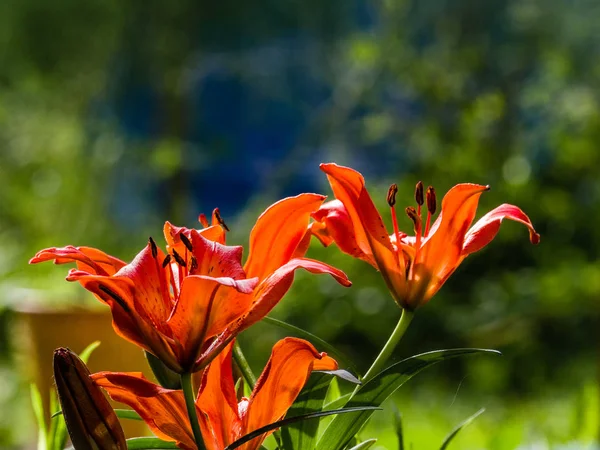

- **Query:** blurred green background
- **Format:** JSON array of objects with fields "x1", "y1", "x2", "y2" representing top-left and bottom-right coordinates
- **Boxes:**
[{"x1": 1, "y1": 0, "x2": 600, "y2": 448}]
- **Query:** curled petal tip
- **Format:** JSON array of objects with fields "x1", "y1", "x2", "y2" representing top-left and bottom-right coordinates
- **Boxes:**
[{"x1": 531, "y1": 231, "x2": 541, "y2": 245}]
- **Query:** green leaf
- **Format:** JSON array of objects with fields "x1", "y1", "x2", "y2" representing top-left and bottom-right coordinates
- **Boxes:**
[
  {"x1": 51, "y1": 408, "x2": 143, "y2": 422},
  {"x1": 316, "y1": 348, "x2": 500, "y2": 450},
  {"x1": 439, "y1": 408, "x2": 485, "y2": 450},
  {"x1": 347, "y1": 439, "x2": 377, "y2": 450},
  {"x1": 145, "y1": 351, "x2": 181, "y2": 390},
  {"x1": 79, "y1": 341, "x2": 101, "y2": 364},
  {"x1": 49, "y1": 389, "x2": 67, "y2": 450},
  {"x1": 318, "y1": 370, "x2": 361, "y2": 385},
  {"x1": 281, "y1": 372, "x2": 333, "y2": 450},
  {"x1": 225, "y1": 407, "x2": 381, "y2": 450},
  {"x1": 391, "y1": 404, "x2": 404, "y2": 450},
  {"x1": 323, "y1": 393, "x2": 351, "y2": 411},
  {"x1": 30, "y1": 384, "x2": 48, "y2": 450},
  {"x1": 262, "y1": 316, "x2": 359, "y2": 375},
  {"x1": 125, "y1": 437, "x2": 179, "y2": 449},
  {"x1": 116, "y1": 409, "x2": 144, "y2": 421}
]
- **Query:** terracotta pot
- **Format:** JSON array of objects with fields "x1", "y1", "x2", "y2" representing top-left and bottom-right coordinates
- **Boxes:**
[{"x1": 14, "y1": 305, "x2": 153, "y2": 442}]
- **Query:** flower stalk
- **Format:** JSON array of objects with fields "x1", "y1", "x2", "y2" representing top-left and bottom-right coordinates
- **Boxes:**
[
  {"x1": 180, "y1": 372, "x2": 206, "y2": 450},
  {"x1": 233, "y1": 341, "x2": 257, "y2": 389},
  {"x1": 362, "y1": 308, "x2": 414, "y2": 383}
]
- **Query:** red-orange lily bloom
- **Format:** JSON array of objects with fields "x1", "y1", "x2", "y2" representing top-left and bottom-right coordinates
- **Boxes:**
[
  {"x1": 30, "y1": 194, "x2": 350, "y2": 373},
  {"x1": 310, "y1": 163, "x2": 540, "y2": 310},
  {"x1": 92, "y1": 337, "x2": 338, "y2": 450}
]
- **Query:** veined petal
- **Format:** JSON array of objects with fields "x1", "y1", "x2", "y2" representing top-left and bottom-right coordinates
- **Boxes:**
[
  {"x1": 200, "y1": 225, "x2": 227, "y2": 244},
  {"x1": 411, "y1": 183, "x2": 489, "y2": 307},
  {"x1": 114, "y1": 243, "x2": 173, "y2": 328},
  {"x1": 241, "y1": 338, "x2": 338, "y2": 450},
  {"x1": 167, "y1": 275, "x2": 258, "y2": 370},
  {"x1": 29, "y1": 246, "x2": 126, "y2": 276},
  {"x1": 462, "y1": 203, "x2": 540, "y2": 256},
  {"x1": 311, "y1": 200, "x2": 377, "y2": 268},
  {"x1": 196, "y1": 342, "x2": 241, "y2": 450},
  {"x1": 92, "y1": 372, "x2": 195, "y2": 450},
  {"x1": 244, "y1": 193, "x2": 326, "y2": 282},
  {"x1": 189, "y1": 231, "x2": 246, "y2": 280},
  {"x1": 239, "y1": 257, "x2": 351, "y2": 332},
  {"x1": 163, "y1": 222, "x2": 227, "y2": 261},
  {"x1": 65, "y1": 270, "x2": 182, "y2": 372},
  {"x1": 320, "y1": 163, "x2": 405, "y2": 302}
]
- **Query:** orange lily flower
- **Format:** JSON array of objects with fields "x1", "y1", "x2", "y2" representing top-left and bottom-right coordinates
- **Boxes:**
[
  {"x1": 92, "y1": 337, "x2": 338, "y2": 450},
  {"x1": 310, "y1": 163, "x2": 540, "y2": 310},
  {"x1": 30, "y1": 194, "x2": 351, "y2": 373}
]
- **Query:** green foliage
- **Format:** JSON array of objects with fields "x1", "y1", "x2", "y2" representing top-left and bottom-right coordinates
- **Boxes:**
[
  {"x1": 439, "y1": 408, "x2": 485, "y2": 450},
  {"x1": 317, "y1": 349, "x2": 500, "y2": 450},
  {"x1": 281, "y1": 373, "x2": 335, "y2": 450}
]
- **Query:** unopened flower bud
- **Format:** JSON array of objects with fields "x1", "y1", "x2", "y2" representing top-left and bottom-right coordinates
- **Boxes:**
[{"x1": 53, "y1": 348, "x2": 126, "y2": 450}]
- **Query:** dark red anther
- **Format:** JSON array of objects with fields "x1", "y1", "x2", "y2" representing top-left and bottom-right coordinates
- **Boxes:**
[
  {"x1": 387, "y1": 184, "x2": 398, "y2": 207},
  {"x1": 189, "y1": 255, "x2": 198, "y2": 273},
  {"x1": 172, "y1": 249, "x2": 186, "y2": 267},
  {"x1": 426, "y1": 186, "x2": 436, "y2": 215},
  {"x1": 179, "y1": 233, "x2": 193, "y2": 252},
  {"x1": 148, "y1": 237, "x2": 158, "y2": 258},
  {"x1": 213, "y1": 208, "x2": 230, "y2": 232},
  {"x1": 162, "y1": 254, "x2": 172, "y2": 268},
  {"x1": 405, "y1": 206, "x2": 420, "y2": 225},
  {"x1": 415, "y1": 181, "x2": 424, "y2": 206}
]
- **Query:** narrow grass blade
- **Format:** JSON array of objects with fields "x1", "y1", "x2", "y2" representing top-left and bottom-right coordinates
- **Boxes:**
[
  {"x1": 316, "y1": 348, "x2": 500, "y2": 450},
  {"x1": 348, "y1": 439, "x2": 377, "y2": 450},
  {"x1": 125, "y1": 437, "x2": 179, "y2": 449},
  {"x1": 79, "y1": 341, "x2": 101, "y2": 364},
  {"x1": 30, "y1": 384, "x2": 48, "y2": 450},
  {"x1": 439, "y1": 408, "x2": 485, "y2": 450},
  {"x1": 226, "y1": 407, "x2": 381, "y2": 450}
]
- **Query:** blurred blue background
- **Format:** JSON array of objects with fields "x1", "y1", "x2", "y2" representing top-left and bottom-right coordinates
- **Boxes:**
[{"x1": 1, "y1": 0, "x2": 600, "y2": 448}]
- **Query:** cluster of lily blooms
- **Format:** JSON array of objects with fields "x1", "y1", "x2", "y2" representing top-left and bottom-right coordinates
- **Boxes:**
[{"x1": 31, "y1": 163, "x2": 540, "y2": 450}]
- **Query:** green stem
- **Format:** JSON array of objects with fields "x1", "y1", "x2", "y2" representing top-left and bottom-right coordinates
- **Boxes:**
[
  {"x1": 233, "y1": 341, "x2": 256, "y2": 389},
  {"x1": 361, "y1": 309, "x2": 414, "y2": 383},
  {"x1": 180, "y1": 372, "x2": 206, "y2": 450}
]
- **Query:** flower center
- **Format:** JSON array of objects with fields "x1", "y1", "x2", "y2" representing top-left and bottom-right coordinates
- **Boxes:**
[{"x1": 387, "y1": 181, "x2": 438, "y2": 279}]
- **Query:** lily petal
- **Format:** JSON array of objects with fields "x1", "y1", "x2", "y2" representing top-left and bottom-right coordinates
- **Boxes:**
[
  {"x1": 244, "y1": 194, "x2": 326, "y2": 282},
  {"x1": 189, "y1": 231, "x2": 246, "y2": 280},
  {"x1": 310, "y1": 199, "x2": 377, "y2": 267},
  {"x1": 462, "y1": 203, "x2": 541, "y2": 256},
  {"x1": 92, "y1": 372, "x2": 195, "y2": 450},
  {"x1": 65, "y1": 270, "x2": 181, "y2": 372},
  {"x1": 239, "y1": 257, "x2": 351, "y2": 332},
  {"x1": 167, "y1": 275, "x2": 258, "y2": 370},
  {"x1": 411, "y1": 183, "x2": 489, "y2": 306},
  {"x1": 241, "y1": 338, "x2": 338, "y2": 450},
  {"x1": 320, "y1": 163, "x2": 404, "y2": 301},
  {"x1": 196, "y1": 342, "x2": 241, "y2": 450},
  {"x1": 29, "y1": 246, "x2": 126, "y2": 276}
]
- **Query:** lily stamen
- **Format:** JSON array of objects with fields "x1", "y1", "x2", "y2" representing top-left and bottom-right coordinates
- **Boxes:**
[
  {"x1": 172, "y1": 249, "x2": 187, "y2": 284},
  {"x1": 387, "y1": 184, "x2": 403, "y2": 256},
  {"x1": 405, "y1": 206, "x2": 423, "y2": 249},
  {"x1": 424, "y1": 186, "x2": 436, "y2": 237},
  {"x1": 149, "y1": 237, "x2": 171, "y2": 308},
  {"x1": 148, "y1": 237, "x2": 158, "y2": 259},
  {"x1": 198, "y1": 213, "x2": 209, "y2": 228},
  {"x1": 415, "y1": 181, "x2": 424, "y2": 218},
  {"x1": 213, "y1": 208, "x2": 230, "y2": 232},
  {"x1": 179, "y1": 233, "x2": 193, "y2": 252}
]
